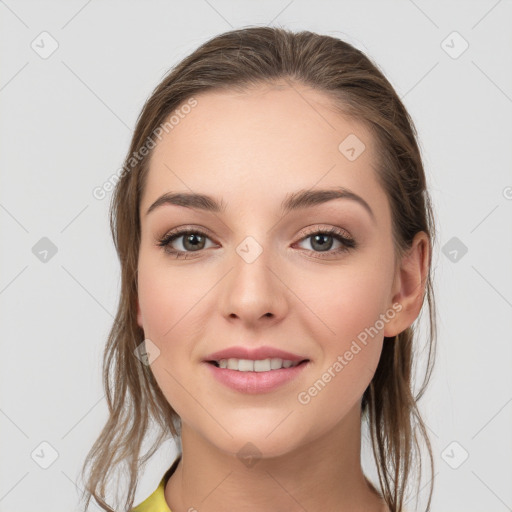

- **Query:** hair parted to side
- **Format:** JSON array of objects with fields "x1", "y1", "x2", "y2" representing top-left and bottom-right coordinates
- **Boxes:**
[{"x1": 79, "y1": 26, "x2": 437, "y2": 512}]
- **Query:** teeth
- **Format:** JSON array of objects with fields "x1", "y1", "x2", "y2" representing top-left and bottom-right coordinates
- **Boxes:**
[{"x1": 217, "y1": 358, "x2": 300, "y2": 372}]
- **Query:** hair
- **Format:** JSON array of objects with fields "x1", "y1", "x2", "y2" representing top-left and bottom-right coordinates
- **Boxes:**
[{"x1": 79, "y1": 26, "x2": 437, "y2": 512}]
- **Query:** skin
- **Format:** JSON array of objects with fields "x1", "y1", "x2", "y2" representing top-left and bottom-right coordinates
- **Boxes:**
[{"x1": 136, "y1": 81, "x2": 429, "y2": 512}]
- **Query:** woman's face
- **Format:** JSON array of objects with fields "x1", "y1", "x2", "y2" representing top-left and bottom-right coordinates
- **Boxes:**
[{"x1": 137, "y1": 82, "x2": 401, "y2": 458}]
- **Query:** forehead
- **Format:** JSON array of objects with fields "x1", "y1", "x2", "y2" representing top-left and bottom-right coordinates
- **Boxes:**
[{"x1": 141, "y1": 82, "x2": 387, "y2": 217}]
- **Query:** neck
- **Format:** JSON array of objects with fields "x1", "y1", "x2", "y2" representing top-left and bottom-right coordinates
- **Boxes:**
[{"x1": 165, "y1": 401, "x2": 388, "y2": 512}]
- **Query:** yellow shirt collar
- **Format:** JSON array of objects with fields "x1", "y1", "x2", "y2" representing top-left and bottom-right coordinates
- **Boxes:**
[{"x1": 131, "y1": 454, "x2": 181, "y2": 512}]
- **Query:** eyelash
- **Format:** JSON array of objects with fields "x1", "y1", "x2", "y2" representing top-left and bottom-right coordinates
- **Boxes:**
[{"x1": 156, "y1": 225, "x2": 357, "y2": 260}]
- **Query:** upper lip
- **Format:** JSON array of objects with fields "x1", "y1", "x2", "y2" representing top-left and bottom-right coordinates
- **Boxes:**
[{"x1": 204, "y1": 345, "x2": 309, "y2": 363}]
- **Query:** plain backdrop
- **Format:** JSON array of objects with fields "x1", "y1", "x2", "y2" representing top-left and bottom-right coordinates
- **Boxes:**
[{"x1": 1, "y1": 1, "x2": 511, "y2": 511}]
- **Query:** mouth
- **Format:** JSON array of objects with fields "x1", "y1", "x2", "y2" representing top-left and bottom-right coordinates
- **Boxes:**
[
  {"x1": 204, "y1": 357, "x2": 311, "y2": 394},
  {"x1": 206, "y1": 358, "x2": 310, "y2": 371}
]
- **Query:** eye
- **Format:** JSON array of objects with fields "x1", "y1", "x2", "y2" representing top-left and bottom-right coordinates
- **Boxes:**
[
  {"x1": 156, "y1": 225, "x2": 357, "y2": 260},
  {"x1": 295, "y1": 226, "x2": 356, "y2": 259},
  {"x1": 157, "y1": 227, "x2": 216, "y2": 259}
]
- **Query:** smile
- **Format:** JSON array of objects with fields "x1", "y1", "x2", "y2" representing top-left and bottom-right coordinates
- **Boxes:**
[{"x1": 208, "y1": 357, "x2": 307, "y2": 371}]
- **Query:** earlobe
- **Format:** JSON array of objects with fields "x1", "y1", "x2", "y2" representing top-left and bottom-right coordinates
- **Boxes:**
[{"x1": 384, "y1": 231, "x2": 430, "y2": 338}]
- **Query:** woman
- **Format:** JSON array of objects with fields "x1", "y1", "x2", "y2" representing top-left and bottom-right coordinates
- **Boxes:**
[{"x1": 80, "y1": 26, "x2": 437, "y2": 512}]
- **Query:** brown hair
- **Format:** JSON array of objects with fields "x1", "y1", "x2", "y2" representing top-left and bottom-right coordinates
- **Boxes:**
[{"x1": 79, "y1": 26, "x2": 437, "y2": 512}]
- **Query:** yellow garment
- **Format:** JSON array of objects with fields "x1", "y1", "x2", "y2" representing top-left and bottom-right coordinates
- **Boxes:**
[{"x1": 131, "y1": 455, "x2": 181, "y2": 512}]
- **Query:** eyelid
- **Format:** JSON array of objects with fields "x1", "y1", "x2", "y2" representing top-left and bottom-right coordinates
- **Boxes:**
[
  {"x1": 157, "y1": 224, "x2": 218, "y2": 242},
  {"x1": 299, "y1": 224, "x2": 353, "y2": 240}
]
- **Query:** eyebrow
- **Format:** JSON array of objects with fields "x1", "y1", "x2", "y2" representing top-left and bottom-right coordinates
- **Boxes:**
[{"x1": 145, "y1": 187, "x2": 375, "y2": 221}]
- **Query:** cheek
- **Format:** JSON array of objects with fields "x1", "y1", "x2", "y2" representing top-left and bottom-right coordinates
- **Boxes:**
[
  {"x1": 137, "y1": 264, "x2": 174, "y2": 339},
  {"x1": 136, "y1": 255, "x2": 199, "y2": 415},
  {"x1": 294, "y1": 268, "x2": 388, "y2": 425},
  {"x1": 338, "y1": 269, "x2": 390, "y2": 341},
  {"x1": 137, "y1": 250, "x2": 202, "y2": 340},
  {"x1": 136, "y1": 250, "x2": 214, "y2": 393},
  {"x1": 289, "y1": 252, "x2": 393, "y2": 409},
  {"x1": 293, "y1": 259, "x2": 392, "y2": 345}
]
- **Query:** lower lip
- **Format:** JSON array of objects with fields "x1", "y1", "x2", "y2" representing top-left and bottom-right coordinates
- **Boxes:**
[{"x1": 204, "y1": 361, "x2": 310, "y2": 394}]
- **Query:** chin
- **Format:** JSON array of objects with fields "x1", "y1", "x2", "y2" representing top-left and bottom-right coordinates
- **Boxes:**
[{"x1": 210, "y1": 428, "x2": 305, "y2": 463}]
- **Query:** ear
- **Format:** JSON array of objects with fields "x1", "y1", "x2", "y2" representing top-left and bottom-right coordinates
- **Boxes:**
[
  {"x1": 384, "y1": 231, "x2": 430, "y2": 338},
  {"x1": 136, "y1": 296, "x2": 143, "y2": 328}
]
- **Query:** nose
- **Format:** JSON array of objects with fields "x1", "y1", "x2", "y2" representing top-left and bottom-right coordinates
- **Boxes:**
[{"x1": 220, "y1": 239, "x2": 289, "y2": 327}]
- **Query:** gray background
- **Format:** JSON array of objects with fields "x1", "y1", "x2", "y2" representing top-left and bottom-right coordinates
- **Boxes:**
[{"x1": 1, "y1": 0, "x2": 511, "y2": 511}]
